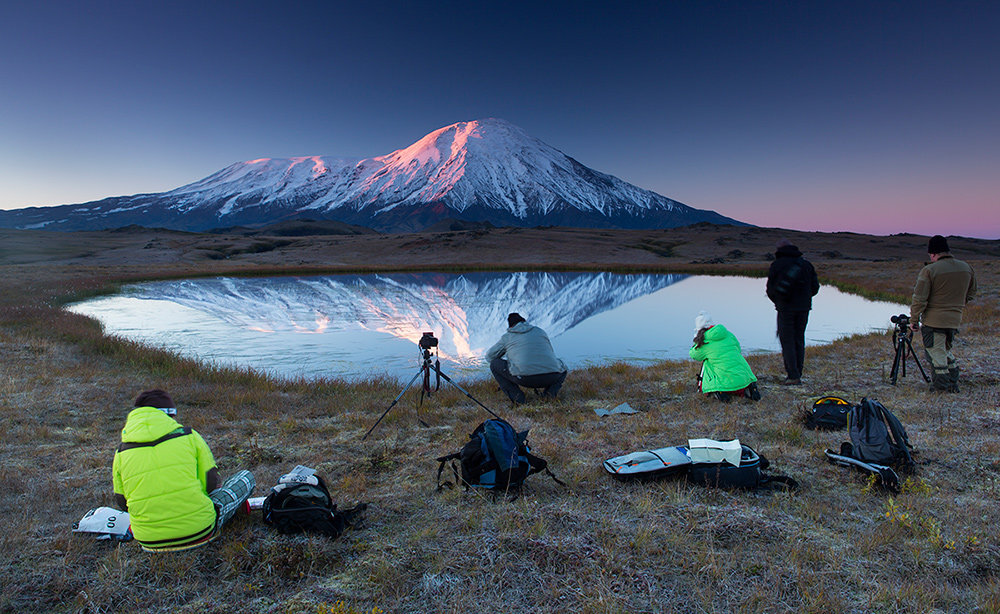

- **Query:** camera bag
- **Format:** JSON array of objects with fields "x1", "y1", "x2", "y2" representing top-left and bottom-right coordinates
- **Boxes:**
[
  {"x1": 603, "y1": 446, "x2": 692, "y2": 481},
  {"x1": 603, "y1": 443, "x2": 797, "y2": 491},
  {"x1": 688, "y1": 445, "x2": 798, "y2": 491},
  {"x1": 263, "y1": 471, "x2": 366, "y2": 538},
  {"x1": 806, "y1": 396, "x2": 853, "y2": 430}
]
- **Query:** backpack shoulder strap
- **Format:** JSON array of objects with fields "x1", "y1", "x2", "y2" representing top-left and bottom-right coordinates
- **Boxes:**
[
  {"x1": 874, "y1": 403, "x2": 915, "y2": 465},
  {"x1": 435, "y1": 452, "x2": 462, "y2": 491},
  {"x1": 117, "y1": 427, "x2": 192, "y2": 452},
  {"x1": 524, "y1": 450, "x2": 566, "y2": 486},
  {"x1": 758, "y1": 473, "x2": 799, "y2": 491}
]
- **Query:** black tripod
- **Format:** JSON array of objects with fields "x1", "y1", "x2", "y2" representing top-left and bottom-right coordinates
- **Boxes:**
[
  {"x1": 362, "y1": 332, "x2": 503, "y2": 440},
  {"x1": 889, "y1": 318, "x2": 929, "y2": 385}
]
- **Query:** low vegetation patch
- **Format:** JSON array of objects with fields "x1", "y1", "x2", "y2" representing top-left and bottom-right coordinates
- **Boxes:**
[{"x1": 1, "y1": 228, "x2": 997, "y2": 613}]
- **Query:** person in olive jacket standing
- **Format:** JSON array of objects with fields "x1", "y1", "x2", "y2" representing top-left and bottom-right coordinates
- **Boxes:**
[
  {"x1": 766, "y1": 239, "x2": 820, "y2": 385},
  {"x1": 909, "y1": 235, "x2": 977, "y2": 392}
]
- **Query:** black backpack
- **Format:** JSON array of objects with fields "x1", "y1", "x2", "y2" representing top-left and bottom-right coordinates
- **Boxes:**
[
  {"x1": 263, "y1": 474, "x2": 362, "y2": 538},
  {"x1": 847, "y1": 398, "x2": 914, "y2": 466},
  {"x1": 436, "y1": 419, "x2": 564, "y2": 496},
  {"x1": 773, "y1": 260, "x2": 804, "y2": 298},
  {"x1": 806, "y1": 396, "x2": 852, "y2": 430}
]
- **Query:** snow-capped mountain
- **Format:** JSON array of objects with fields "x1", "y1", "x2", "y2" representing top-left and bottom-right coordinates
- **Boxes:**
[{"x1": 0, "y1": 119, "x2": 744, "y2": 232}]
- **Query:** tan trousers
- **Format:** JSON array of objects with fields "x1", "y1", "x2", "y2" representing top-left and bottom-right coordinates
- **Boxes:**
[{"x1": 921, "y1": 326, "x2": 958, "y2": 391}]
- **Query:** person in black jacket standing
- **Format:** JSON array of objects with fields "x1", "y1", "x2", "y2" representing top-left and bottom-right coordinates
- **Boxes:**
[{"x1": 766, "y1": 239, "x2": 820, "y2": 385}]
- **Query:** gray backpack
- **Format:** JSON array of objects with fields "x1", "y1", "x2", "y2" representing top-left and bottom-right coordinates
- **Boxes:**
[{"x1": 847, "y1": 398, "x2": 913, "y2": 466}]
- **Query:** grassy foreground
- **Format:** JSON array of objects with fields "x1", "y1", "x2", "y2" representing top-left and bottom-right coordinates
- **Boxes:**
[{"x1": 1, "y1": 226, "x2": 998, "y2": 613}]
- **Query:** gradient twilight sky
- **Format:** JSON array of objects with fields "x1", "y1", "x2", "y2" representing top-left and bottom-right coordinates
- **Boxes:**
[{"x1": 2, "y1": 1, "x2": 998, "y2": 238}]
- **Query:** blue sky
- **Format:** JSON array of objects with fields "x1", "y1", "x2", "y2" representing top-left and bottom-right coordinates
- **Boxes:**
[{"x1": 1, "y1": 1, "x2": 998, "y2": 237}]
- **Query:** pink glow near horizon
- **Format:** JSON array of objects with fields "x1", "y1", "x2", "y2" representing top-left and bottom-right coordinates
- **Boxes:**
[
  {"x1": 745, "y1": 207, "x2": 1000, "y2": 240},
  {"x1": 703, "y1": 180, "x2": 1000, "y2": 239}
]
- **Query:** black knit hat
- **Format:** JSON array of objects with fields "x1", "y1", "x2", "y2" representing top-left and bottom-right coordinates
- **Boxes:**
[
  {"x1": 134, "y1": 389, "x2": 175, "y2": 410},
  {"x1": 507, "y1": 312, "x2": 526, "y2": 328},
  {"x1": 927, "y1": 235, "x2": 949, "y2": 254}
]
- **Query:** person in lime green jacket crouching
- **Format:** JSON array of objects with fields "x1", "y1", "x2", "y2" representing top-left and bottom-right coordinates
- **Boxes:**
[
  {"x1": 112, "y1": 389, "x2": 255, "y2": 552},
  {"x1": 688, "y1": 312, "x2": 761, "y2": 402}
]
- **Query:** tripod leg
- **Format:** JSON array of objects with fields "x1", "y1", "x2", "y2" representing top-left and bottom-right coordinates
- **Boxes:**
[
  {"x1": 362, "y1": 367, "x2": 425, "y2": 440},
  {"x1": 890, "y1": 339, "x2": 904, "y2": 385},
  {"x1": 434, "y1": 366, "x2": 505, "y2": 421},
  {"x1": 416, "y1": 363, "x2": 431, "y2": 428},
  {"x1": 905, "y1": 338, "x2": 930, "y2": 382}
]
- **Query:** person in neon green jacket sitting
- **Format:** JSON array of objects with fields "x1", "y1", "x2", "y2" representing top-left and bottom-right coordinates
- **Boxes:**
[
  {"x1": 688, "y1": 312, "x2": 761, "y2": 402},
  {"x1": 112, "y1": 389, "x2": 255, "y2": 551}
]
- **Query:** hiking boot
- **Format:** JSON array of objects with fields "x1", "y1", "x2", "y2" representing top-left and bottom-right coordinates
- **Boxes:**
[
  {"x1": 782, "y1": 378, "x2": 802, "y2": 386},
  {"x1": 747, "y1": 382, "x2": 762, "y2": 401},
  {"x1": 931, "y1": 372, "x2": 952, "y2": 392}
]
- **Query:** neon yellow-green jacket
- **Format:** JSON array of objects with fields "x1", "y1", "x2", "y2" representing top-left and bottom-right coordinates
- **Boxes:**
[
  {"x1": 112, "y1": 407, "x2": 217, "y2": 549},
  {"x1": 689, "y1": 324, "x2": 757, "y2": 394}
]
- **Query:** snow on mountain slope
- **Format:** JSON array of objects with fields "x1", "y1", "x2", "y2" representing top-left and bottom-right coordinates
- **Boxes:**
[{"x1": 0, "y1": 119, "x2": 746, "y2": 232}]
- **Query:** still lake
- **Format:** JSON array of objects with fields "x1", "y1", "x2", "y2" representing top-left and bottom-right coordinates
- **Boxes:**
[{"x1": 67, "y1": 272, "x2": 905, "y2": 381}]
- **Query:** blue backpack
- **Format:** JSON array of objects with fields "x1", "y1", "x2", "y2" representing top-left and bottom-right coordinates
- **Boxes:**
[{"x1": 436, "y1": 419, "x2": 563, "y2": 495}]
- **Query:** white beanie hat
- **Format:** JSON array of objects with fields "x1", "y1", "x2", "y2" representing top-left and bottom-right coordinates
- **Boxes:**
[{"x1": 694, "y1": 311, "x2": 713, "y2": 333}]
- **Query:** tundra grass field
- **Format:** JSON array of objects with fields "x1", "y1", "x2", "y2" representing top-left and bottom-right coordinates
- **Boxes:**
[{"x1": 1, "y1": 225, "x2": 998, "y2": 614}]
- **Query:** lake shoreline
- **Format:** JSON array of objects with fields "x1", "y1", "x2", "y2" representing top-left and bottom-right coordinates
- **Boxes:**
[
  {"x1": 67, "y1": 271, "x2": 908, "y2": 383},
  {"x1": 2, "y1": 224, "x2": 998, "y2": 613}
]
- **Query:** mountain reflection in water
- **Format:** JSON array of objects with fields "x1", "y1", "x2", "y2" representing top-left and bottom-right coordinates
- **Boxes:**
[{"x1": 67, "y1": 272, "x2": 905, "y2": 381}]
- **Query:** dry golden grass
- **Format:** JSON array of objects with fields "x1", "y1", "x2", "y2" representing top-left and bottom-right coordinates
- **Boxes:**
[{"x1": 0, "y1": 225, "x2": 998, "y2": 613}]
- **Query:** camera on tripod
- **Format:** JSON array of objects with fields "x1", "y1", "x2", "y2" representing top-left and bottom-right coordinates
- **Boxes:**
[
  {"x1": 363, "y1": 329, "x2": 502, "y2": 440},
  {"x1": 888, "y1": 312, "x2": 928, "y2": 385},
  {"x1": 419, "y1": 331, "x2": 438, "y2": 350},
  {"x1": 890, "y1": 314, "x2": 913, "y2": 341}
]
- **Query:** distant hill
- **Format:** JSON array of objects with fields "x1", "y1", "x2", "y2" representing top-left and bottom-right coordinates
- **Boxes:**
[
  {"x1": 209, "y1": 219, "x2": 377, "y2": 237},
  {"x1": 0, "y1": 119, "x2": 747, "y2": 233}
]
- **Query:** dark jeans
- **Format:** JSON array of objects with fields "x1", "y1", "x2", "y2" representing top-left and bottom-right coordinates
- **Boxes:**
[
  {"x1": 490, "y1": 358, "x2": 567, "y2": 404},
  {"x1": 776, "y1": 310, "x2": 809, "y2": 380}
]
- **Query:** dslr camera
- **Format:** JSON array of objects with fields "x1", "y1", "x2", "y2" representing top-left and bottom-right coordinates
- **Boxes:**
[
  {"x1": 419, "y1": 331, "x2": 438, "y2": 350},
  {"x1": 890, "y1": 314, "x2": 912, "y2": 341}
]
